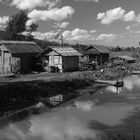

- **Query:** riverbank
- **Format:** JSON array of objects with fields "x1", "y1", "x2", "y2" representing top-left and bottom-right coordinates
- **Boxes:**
[
  {"x1": 0, "y1": 71, "x2": 102, "y2": 119},
  {"x1": 0, "y1": 67, "x2": 130, "y2": 119}
]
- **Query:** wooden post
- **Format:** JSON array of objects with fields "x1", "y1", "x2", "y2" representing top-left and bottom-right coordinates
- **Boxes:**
[
  {"x1": 101, "y1": 54, "x2": 102, "y2": 66},
  {"x1": 1, "y1": 50, "x2": 4, "y2": 77},
  {"x1": 60, "y1": 35, "x2": 63, "y2": 46}
]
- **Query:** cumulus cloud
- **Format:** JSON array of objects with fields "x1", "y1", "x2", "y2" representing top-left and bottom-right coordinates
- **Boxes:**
[
  {"x1": 75, "y1": 0, "x2": 99, "y2": 2},
  {"x1": 1, "y1": 0, "x2": 60, "y2": 10},
  {"x1": 28, "y1": 6, "x2": 75, "y2": 23},
  {"x1": 126, "y1": 26, "x2": 130, "y2": 30},
  {"x1": 54, "y1": 21, "x2": 70, "y2": 28},
  {"x1": 90, "y1": 30, "x2": 97, "y2": 34},
  {"x1": 62, "y1": 28, "x2": 96, "y2": 43},
  {"x1": 97, "y1": 7, "x2": 140, "y2": 24},
  {"x1": 97, "y1": 7, "x2": 125, "y2": 24},
  {"x1": 96, "y1": 34, "x2": 117, "y2": 42},
  {"x1": 123, "y1": 11, "x2": 136, "y2": 22},
  {"x1": 31, "y1": 31, "x2": 58, "y2": 40},
  {"x1": 130, "y1": 30, "x2": 140, "y2": 34},
  {"x1": 0, "y1": 16, "x2": 9, "y2": 29}
]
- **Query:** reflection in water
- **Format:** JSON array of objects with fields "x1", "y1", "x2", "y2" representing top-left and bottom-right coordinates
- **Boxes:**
[
  {"x1": 106, "y1": 75, "x2": 140, "y2": 94},
  {"x1": 62, "y1": 102, "x2": 135, "y2": 126},
  {"x1": 0, "y1": 123, "x2": 27, "y2": 140},
  {"x1": 74, "y1": 100, "x2": 96, "y2": 111},
  {"x1": 106, "y1": 86, "x2": 123, "y2": 94},
  {"x1": 1, "y1": 75, "x2": 140, "y2": 140},
  {"x1": 124, "y1": 75, "x2": 140, "y2": 90},
  {"x1": 0, "y1": 113, "x2": 98, "y2": 140},
  {"x1": 29, "y1": 115, "x2": 97, "y2": 140}
]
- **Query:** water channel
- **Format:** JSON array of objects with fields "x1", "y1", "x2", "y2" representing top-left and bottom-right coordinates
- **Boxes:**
[{"x1": 0, "y1": 74, "x2": 140, "y2": 140}]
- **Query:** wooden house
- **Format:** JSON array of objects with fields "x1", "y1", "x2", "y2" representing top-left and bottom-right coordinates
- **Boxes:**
[
  {"x1": 0, "y1": 40, "x2": 43, "y2": 76},
  {"x1": 42, "y1": 46, "x2": 82, "y2": 72},
  {"x1": 83, "y1": 45, "x2": 110, "y2": 65}
]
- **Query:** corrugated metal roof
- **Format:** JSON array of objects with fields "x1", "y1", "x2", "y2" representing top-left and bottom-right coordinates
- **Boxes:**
[
  {"x1": 110, "y1": 52, "x2": 133, "y2": 59},
  {"x1": 83, "y1": 46, "x2": 100, "y2": 55},
  {"x1": 83, "y1": 45, "x2": 110, "y2": 55},
  {"x1": 0, "y1": 40, "x2": 43, "y2": 54},
  {"x1": 92, "y1": 45, "x2": 110, "y2": 53},
  {"x1": 48, "y1": 46, "x2": 82, "y2": 56}
]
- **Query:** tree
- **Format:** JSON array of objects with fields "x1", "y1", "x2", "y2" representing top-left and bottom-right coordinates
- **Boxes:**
[
  {"x1": 27, "y1": 23, "x2": 38, "y2": 33},
  {"x1": 26, "y1": 23, "x2": 38, "y2": 41},
  {"x1": 4, "y1": 10, "x2": 38, "y2": 41},
  {"x1": 115, "y1": 46, "x2": 122, "y2": 52}
]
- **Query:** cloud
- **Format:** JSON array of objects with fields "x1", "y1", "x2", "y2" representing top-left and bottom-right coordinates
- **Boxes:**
[
  {"x1": 31, "y1": 31, "x2": 58, "y2": 40},
  {"x1": 96, "y1": 34, "x2": 117, "y2": 42},
  {"x1": 62, "y1": 28, "x2": 96, "y2": 43},
  {"x1": 97, "y1": 7, "x2": 140, "y2": 24},
  {"x1": 97, "y1": 7, "x2": 125, "y2": 24},
  {"x1": 54, "y1": 21, "x2": 70, "y2": 28},
  {"x1": 130, "y1": 30, "x2": 140, "y2": 34},
  {"x1": 26, "y1": 19, "x2": 36, "y2": 27},
  {"x1": 90, "y1": 30, "x2": 97, "y2": 34},
  {"x1": 1, "y1": 0, "x2": 60, "y2": 10},
  {"x1": 28, "y1": 6, "x2": 75, "y2": 23},
  {"x1": 75, "y1": 0, "x2": 99, "y2": 2},
  {"x1": 0, "y1": 16, "x2": 9, "y2": 29},
  {"x1": 123, "y1": 11, "x2": 136, "y2": 22},
  {"x1": 126, "y1": 26, "x2": 130, "y2": 30}
]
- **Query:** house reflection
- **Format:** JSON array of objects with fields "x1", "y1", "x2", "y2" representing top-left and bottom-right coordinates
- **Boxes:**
[{"x1": 106, "y1": 86, "x2": 123, "y2": 94}]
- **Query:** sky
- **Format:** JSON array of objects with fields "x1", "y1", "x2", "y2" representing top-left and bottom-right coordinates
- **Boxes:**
[{"x1": 0, "y1": 0, "x2": 140, "y2": 47}]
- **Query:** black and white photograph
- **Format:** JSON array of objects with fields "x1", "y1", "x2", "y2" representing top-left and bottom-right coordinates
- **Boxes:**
[{"x1": 0, "y1": 0, "x2": 140, "y2": 139}]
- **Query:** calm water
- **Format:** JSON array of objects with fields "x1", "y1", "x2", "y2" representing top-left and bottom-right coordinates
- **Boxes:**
[{"x1": 1, "y1": 75, "x2": 140, "y2": 140}]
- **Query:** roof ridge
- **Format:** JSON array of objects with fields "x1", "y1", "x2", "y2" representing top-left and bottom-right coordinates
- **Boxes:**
[{"x1": 0, "y1": 40, "x2": 36, "y2": 45}]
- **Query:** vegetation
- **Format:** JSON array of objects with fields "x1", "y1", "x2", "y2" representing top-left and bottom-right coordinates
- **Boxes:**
[{"x1": 4, "y1": 10, "x2": 38, "y2": 41}]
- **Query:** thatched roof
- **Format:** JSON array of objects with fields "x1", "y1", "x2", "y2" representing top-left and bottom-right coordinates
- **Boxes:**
[
  {"x1": 46, "y1": 46, "x2": 82, "y2": 56},
  {"x1": 0, "y1": 40, "x2": 43, "y2": 54}
]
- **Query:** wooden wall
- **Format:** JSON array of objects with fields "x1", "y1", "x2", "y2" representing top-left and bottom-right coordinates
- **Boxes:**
[
  {"x1": 63, "y1": 56, "x2": 79, "y2": 72},
  {"x1": 12, "y1": 53, "x2": 36, "y2": 73},
  {"x1": 0, "y1": 50, "x2": 20, "y2": 77},
  {"x1": 0, "y1": 45, "x2": 13, "y2": 77},
  {"x1": 49, "y1": 55, "x2": 63, "y2": 72}
]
